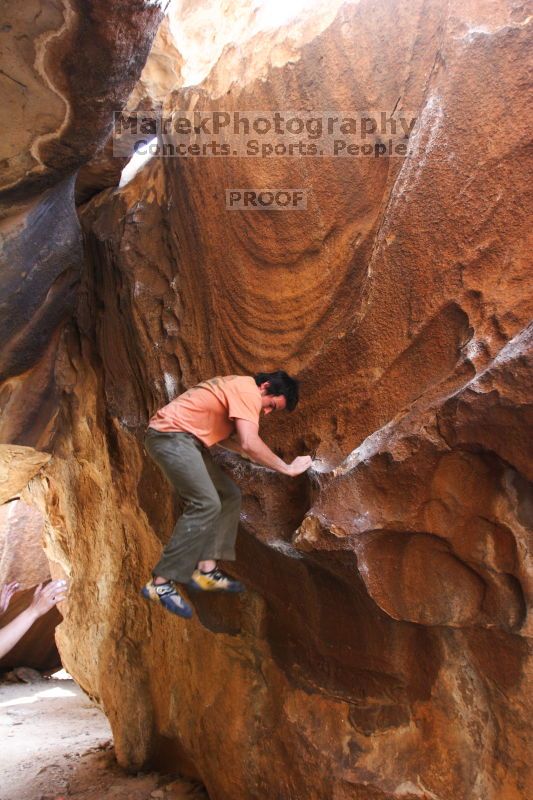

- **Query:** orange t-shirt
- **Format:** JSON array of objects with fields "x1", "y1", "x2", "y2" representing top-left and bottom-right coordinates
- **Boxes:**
[{"x1": 148, "y1": 375, "x2": 262, "y2": 447}]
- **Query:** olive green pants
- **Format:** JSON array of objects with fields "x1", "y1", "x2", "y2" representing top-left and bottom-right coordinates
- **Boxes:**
[{"x1": 144, "y1": 428, "x2": 241, "y2": 582}]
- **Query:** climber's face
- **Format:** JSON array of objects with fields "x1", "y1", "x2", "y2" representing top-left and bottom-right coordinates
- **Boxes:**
[{"x1": 259, "y1": 382, "x2": 287, "y2": 415}]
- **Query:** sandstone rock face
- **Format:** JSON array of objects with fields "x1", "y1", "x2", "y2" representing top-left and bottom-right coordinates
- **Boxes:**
[
  {"x1": 1, "y1": 0, "x2": 532, "y2": 799},
  {"x1": 165, "y1": 0, "x2": 346, "y2": 89},
  {"x1": 75, "y1": 136, "x2": 129, "y2": 207},
  {"x1": 0, "y1": 445, "x2": 51, "y2": 504},
  {"x1": 0, "y1": 1, "x2": 165, "y2": 667},
  {"x1": 0, "y1": 0, "x2": 165, "y2": 213},
  {"x1": 76, "y1": 15, "x2": 183, "y2": 206},
  {"x1": 125, "y1": 15, "x2": 184, "y2": 116},
  {"x1": 0, "y1": 0, "x2": 165, "y2": 445}
]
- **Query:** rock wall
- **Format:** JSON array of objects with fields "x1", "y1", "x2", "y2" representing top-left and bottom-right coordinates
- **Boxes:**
[
  {"x1": 0, "y1": 0, "x2": 165, "y2": 667},
  {"x1": 0, "y1": 0, "x2": 165, "y2": 444},
  {"x1": 1, "y1": 0, "x2": 532, "y2": 798}
]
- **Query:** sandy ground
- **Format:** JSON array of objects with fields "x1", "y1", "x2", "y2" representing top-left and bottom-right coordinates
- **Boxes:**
[{"x1": 0, "y1": 675, "x2": 207, "y2": 800}]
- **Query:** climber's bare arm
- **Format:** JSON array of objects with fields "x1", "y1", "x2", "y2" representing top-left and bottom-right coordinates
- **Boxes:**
[
  {"x1": 0, "y1": 580, "x2": 68, "y2": 660},
  {"x1": 217, "y1": 435, "x2": 249, "y2": 457},
  {"x1": 235, "y1": 419, "x2": 312, "y2": 477}
]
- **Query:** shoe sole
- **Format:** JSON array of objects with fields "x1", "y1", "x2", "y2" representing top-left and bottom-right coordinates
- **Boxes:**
[
  {"x1": 186, "y1": 581, "x2": 244, "y2": 594},
  {"x1": 140, "y1": 586, "x2": 193, "y2": 618}
]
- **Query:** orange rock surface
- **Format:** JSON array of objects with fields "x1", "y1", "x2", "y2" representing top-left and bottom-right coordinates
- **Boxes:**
[
  {"x1": 0, "y1": 0, "x2": 164, "y2": 669},
  {"x1": 1, "y1": 0, "x2": 532, "y2": 798}
]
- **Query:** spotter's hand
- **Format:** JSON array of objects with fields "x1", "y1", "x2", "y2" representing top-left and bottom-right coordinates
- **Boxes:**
[
  {"x1": 29, "y1": 580, "x2": 68, "y2": 619},
  {"x1": 0, "y1": 582, "x2": 19, "y2": 614}
]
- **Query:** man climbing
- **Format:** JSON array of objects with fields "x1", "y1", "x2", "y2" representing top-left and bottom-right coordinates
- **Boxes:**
[{"x1": 141, "y1": 371, "x2": 312, "y2": 618}]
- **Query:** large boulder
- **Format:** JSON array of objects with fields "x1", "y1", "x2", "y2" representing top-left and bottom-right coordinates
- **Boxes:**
[
  {"x1": 0, "y1": 0, "x2": 165, "y2": 671},
  {"x1": 0, "y1": 0, "x2": 165, "y2": 443},
  {"x1": 45, "y1": 0, "x2": 531, "y2": 798},
  {"x1": 1, "y1": 0, "x2": 531, "y2": 798}
]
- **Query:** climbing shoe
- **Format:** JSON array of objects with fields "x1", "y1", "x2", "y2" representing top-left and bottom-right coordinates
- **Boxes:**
[
  {"x1": 141, "y1": 579, "x2": 193, "y2": 618},
  {"x1": 187, "y1": 568, "x2": 244, "y2": 593}
]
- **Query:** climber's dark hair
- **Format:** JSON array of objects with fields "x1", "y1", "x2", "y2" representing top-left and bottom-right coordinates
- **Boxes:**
[{"x1": 254, "y1": 370, "x2": 300, "y2": 411}]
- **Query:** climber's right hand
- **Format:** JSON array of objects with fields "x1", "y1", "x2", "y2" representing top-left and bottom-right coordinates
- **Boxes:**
[{"x1": 287, "y1": 455, "x2": 313, "y2": 477}]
